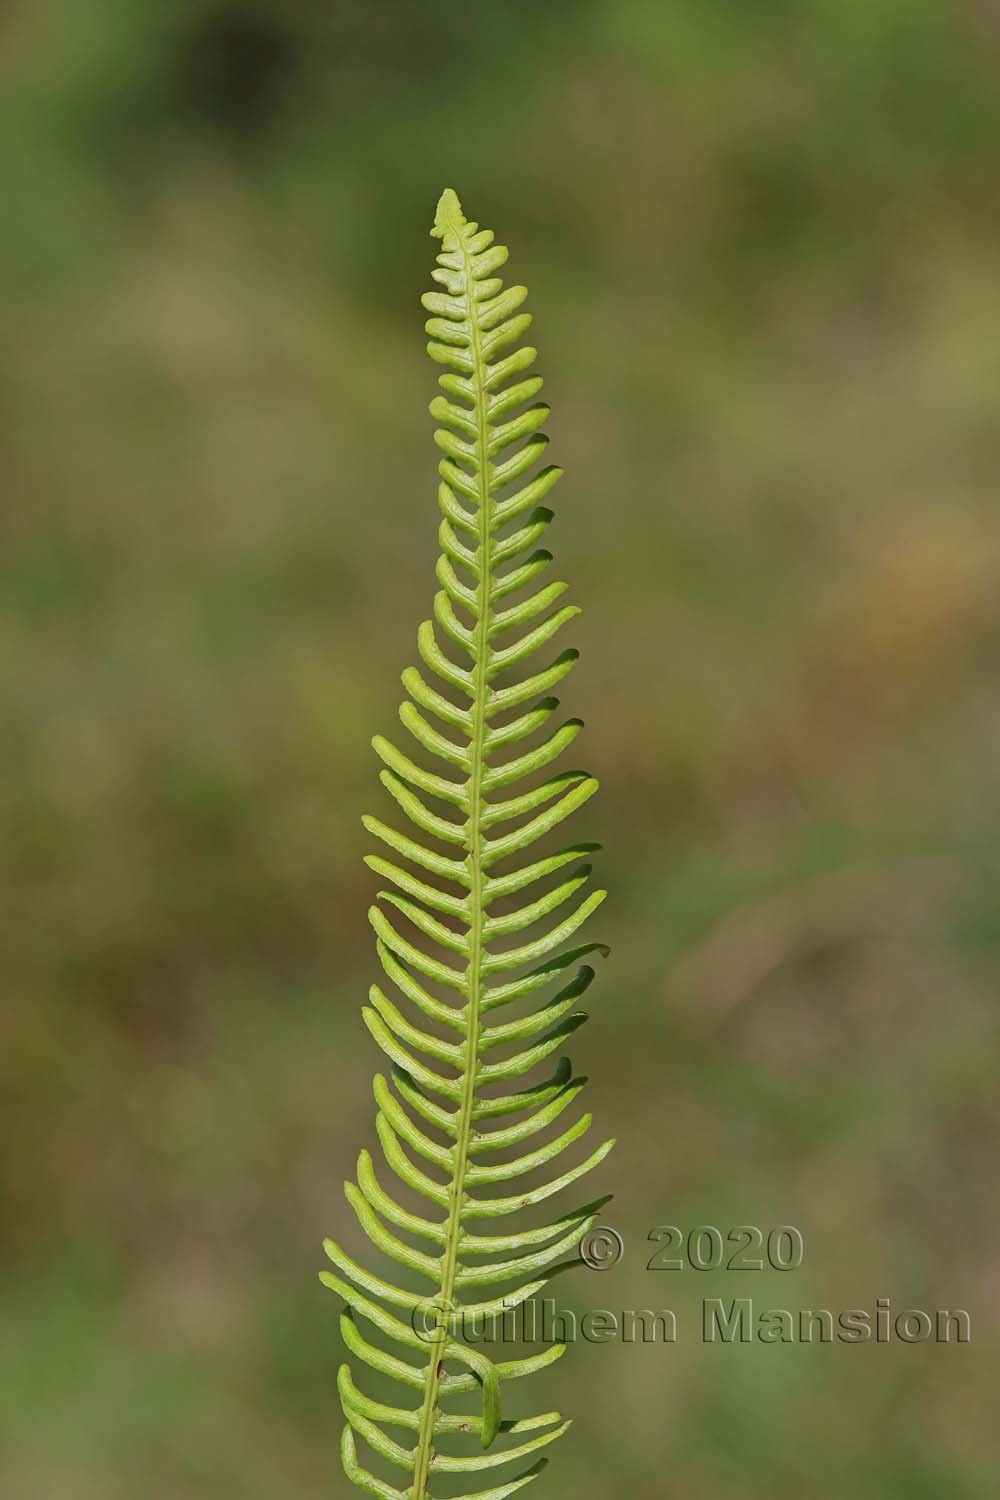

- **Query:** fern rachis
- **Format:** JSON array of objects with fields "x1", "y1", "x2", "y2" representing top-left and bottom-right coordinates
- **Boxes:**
[{"x1": 321, "y1": 188, "x2": 613, "y2": 1500}]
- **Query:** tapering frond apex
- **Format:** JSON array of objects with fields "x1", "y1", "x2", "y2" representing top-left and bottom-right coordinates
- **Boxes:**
[
  {"x1": 433, "y1": 187, "x2": 466, "y2": 239},
  {"x1": 332, "y1": 191, "x2": 613, "y2": 1500}
]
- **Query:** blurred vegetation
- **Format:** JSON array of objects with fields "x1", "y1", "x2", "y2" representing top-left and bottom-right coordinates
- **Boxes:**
[{"x1": 2, "y1": 2, "x2": 999, "y2": 1496}]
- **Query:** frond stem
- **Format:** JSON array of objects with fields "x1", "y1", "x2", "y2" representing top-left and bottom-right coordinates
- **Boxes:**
[{"x1": 412, "y1": 226, "x2": 495, "y2": 1500}]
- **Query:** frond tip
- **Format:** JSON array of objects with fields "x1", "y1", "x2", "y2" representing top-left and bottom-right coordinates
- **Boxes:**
[
  {"x1": 325, "y1": 189, "x2": 613, "y2": 1500},
  {"x1": 432, "y1": 186, "x2": 467, "y2": 239}
]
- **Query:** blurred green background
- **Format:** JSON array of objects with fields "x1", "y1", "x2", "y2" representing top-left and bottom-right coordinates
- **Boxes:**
[{"x1": 3, "y1": 2, "x2": 999, "y2": 1496}]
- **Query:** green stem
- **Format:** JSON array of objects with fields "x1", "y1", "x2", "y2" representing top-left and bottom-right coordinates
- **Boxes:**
[{"x1": 410, "y1": 226, "x2": 495, "y2": 1500}]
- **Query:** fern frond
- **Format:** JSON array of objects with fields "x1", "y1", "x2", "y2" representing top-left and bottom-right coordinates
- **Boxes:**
[{"x1": 323, "y1": 186, "x2": 614, "y2": 1500}]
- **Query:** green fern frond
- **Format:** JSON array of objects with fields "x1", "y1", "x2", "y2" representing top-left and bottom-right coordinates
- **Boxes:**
[{"x1": 322, "y1": 187, "x2": 614, "y2": 1500}]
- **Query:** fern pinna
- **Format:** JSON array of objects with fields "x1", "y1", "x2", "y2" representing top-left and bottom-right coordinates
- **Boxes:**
[{"x1": 321, "y1": 188, "x2": 614, "y2": 1500}]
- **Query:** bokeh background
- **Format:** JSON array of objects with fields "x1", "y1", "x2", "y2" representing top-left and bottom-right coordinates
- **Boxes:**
[{"x1": 3, "y1": 3, "x2": 999, "y2": 1496}]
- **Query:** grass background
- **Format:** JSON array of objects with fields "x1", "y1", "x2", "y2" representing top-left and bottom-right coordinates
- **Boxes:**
[{"x1": 2, "y1": 2, "x2": 999, "y2": 1496}]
